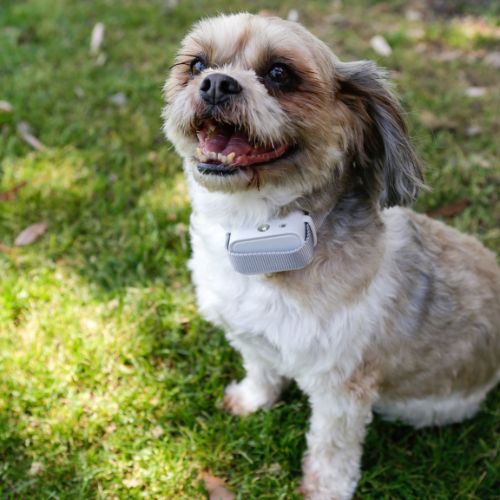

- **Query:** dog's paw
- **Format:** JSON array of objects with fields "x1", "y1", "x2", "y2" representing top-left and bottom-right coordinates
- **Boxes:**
[
  {"x1": 300, "y1": 453, "x2": 358, "y2": 500},
  {"x1": 222, "y1": 379, "x2": 279, "y2": 416}
]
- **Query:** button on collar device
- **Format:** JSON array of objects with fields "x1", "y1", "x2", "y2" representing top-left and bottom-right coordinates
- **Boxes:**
[{"x1": 225, "y1": 211, "x2": 318, "y2": 275}]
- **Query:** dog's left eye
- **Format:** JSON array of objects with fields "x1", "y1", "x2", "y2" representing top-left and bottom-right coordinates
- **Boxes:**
[
  {"x1": 190, "y1": 58, "x2": 207, "y2": 76},
  {"x1": 267, "y1": 63, "x2": 291, "y2": 85}
]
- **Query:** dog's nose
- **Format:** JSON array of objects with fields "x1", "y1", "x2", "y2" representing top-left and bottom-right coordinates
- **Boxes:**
[{"x1": 199, "y1": 73, "x2": 242, "y2": 105}]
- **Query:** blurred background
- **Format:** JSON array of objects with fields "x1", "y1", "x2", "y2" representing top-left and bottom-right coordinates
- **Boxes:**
[{"x1": 0, "y1": 1, "x2": 499, "y2": 498}]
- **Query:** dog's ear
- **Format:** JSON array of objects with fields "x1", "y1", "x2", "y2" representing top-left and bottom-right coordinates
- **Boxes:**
[{"x1": 334, "y1": 61, "x2": 424, "y2": 207}]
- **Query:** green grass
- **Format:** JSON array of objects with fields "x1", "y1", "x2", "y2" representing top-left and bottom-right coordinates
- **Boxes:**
[{"x1": 0, "y1": 0, "x2": 499, "y2": 498}]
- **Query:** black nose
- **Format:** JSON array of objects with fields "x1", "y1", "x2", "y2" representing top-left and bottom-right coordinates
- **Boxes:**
[{"x1": 199, "y1": 73, "x2": 242, "y2": 105}]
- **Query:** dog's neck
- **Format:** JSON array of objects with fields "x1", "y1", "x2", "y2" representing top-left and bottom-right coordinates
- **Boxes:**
[{"x1": 187, "y1": 171, "x2": 381, "y2": 240}]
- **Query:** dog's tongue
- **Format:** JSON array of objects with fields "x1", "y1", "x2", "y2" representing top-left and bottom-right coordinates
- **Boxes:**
[
  {"x1": 196, "y1": 120, "x2": 289, "y2": 167},
  {"x1": 198, "y1": 123, "x2": 253, "y2": 156}
]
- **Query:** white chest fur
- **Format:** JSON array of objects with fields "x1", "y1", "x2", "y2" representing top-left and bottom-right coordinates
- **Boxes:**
[{"x1": 185, "y1": 176, "x2": 388, "y2": 382}]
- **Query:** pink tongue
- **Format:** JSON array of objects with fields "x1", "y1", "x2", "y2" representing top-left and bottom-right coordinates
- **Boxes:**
[
  {"x1": 222, "y1": 130, "x2": 253, "y2": 156},
  {"x1": 201, "y1": 127, "x2": 254, "y2": 156},
  {"x1": 203, "y1": 127, "x2": 233, "y2": 153}
]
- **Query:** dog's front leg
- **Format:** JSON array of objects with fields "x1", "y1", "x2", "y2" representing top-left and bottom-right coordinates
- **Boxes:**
[
  {"x1": 300, "y1": 380, "x2": 374, "y2": 500},
  {"x1": 222, "y1": 346, "x2": 288, "y2": 416}
]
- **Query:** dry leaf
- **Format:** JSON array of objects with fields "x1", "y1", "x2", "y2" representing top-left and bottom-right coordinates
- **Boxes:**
[
  {"x1": 484, "y1": 51, "x2": 500, "y2": 69},
  {"x1": 14, "y1": 222, "x2": 48, "y2": 246},
  {"x1": 287, "y1": 9, "x2": 299, "y2": 22},
  {"x1": 109, "y1": 92, "x2": 127, "y2": 107},
  {"x1": 433, "y1": 49, "x2": 462, "y2": 62},
  {"x1": 90, "y1": 22, "x2": 105, "y2": 54},
  {"x1": 0, "y1": 100, "x2": 13, "y2": 113},
  {"x1": 164, "y1": 0, "x2": 179, "y2": 11},
  {"x1": 466, "y1": 124, "x2": 482, "y2": 137},
  {"x1": 123, "y1": 478, "x2": 141, "y2": 488},
  {"x1": 28, "y1": 461, "x2": 44, "y2": 476},
  {"x1": 257, "y1": 10, "x2": 277, "y2": 17},
  {"x1": 0, "y1": 181, "x2": 27, "y2": 202},
  {"x1": 106, "y1": 423, "x2": 117, "y2": 434},
  {"x1": 95, "y1": 53, "x2": 107, "y2": 66},
  {"x1": 405, "y1": 9, "x2": 422, "y2": 21},
  {"x1": 175, "y1": 222, "x2": 187, "y2": 237},
  {"x1": 74, "y1": 86, "x2": 85, "y2": 98},
  {"x1": 17, "y1": 122, "x2": 46, "y2": 151},
  {"x1": 151, "y1": 425, "x2": 164, "y2": 438},
  {"x1": 465, "y1": 86, "x2": 486, "y2": 98},
  {"x1": 267, "y1": 462, "x2": 282, "y2": 474},
  {"x1": 428, "y1": 199, "x2": 470, "y2": 218},
  {"x1": 418, "y1": 110, "x2": 457, "y2": 131},
  {"x1": 201, "y1": 472, "x2": 235, "y2": 500},
  {"x1": 0, "y1": 243, "x2": 14, "y2": 253},
  {"x1": 370, "y1": 35, "x2": 392, "y2": 57}
]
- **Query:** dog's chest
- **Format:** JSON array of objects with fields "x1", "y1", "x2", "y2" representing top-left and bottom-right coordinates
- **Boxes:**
[{"x1": 188, "y1": 213, "x2": 369, "y2": 378}]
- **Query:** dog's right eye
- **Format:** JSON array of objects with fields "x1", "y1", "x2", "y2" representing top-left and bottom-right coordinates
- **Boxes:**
[
  {"x1": 264, "y1": 62, "x2": 299, "y2": 92},
  {"x1": 190, "y1": 58, "x2": 207, "y2": 76}
]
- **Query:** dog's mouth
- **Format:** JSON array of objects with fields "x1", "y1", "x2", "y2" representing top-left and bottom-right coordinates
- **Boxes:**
[{"x1": 194, "y1": 120, "x2": 291, "y2": 176}]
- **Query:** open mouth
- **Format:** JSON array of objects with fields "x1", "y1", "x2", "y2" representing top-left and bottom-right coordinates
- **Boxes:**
[{"x1": 195, "y1": 120, "x2": 290, "y2": 176}]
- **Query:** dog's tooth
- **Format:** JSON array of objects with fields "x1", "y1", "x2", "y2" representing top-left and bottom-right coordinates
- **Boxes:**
[
  {"x1": 199, "y1": 153, "x2": 208, "y2": 162},
  {"x1": 226, "y1": 152, "x2": 236, "y2": 163},
  {"x1": 217, "y1": 153, "x2": 228, "y2": 164},
  {"x1": 208, "y1": 151, "x2": 218, "y2": 160},
  {"x1": 196, "y1": 147, "x2": 202, "y2": 157}
]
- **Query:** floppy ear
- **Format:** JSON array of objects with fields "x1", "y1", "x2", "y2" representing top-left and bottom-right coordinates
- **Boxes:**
[{"x1": 334, "y1": 60, "x2": 424, "y2": 207}]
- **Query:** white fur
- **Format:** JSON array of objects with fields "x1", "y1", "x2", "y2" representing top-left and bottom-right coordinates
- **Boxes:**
[{"x1": 375, "y1": 372, "x2": 500, "y2": 428}]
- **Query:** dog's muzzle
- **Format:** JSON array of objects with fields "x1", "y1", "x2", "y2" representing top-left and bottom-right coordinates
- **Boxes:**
[{"x1": 200, "y1": 73, "x2": 242, "y2": 106}]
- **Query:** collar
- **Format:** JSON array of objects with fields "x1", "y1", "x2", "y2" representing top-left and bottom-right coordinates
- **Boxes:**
[{"x1": 225, "y1": 208, "x2": 331, "y2": 275}]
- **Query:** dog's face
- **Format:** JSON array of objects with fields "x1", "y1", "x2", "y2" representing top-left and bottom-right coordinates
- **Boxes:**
[{"x1": 164, "y1": 13, "x2": 423, "y2": 206}]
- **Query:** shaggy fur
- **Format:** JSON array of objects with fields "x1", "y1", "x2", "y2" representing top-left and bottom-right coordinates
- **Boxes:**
[{"x1": 163, "y1": 13, "x2": 500, "y2": 499}]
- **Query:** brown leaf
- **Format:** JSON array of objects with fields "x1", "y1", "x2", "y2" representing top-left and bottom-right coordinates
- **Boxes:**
[
  {"x1": 418, "y1": 110, "x2": 458, "y2": 131},
  {"x1": 0, "y1": 100, "x2": 14, "y2": 113},
  {"x1": 0, "y1": 181, "x2": 27, "y2": 201},
  {"x1": 200, "y1": 472, "x2": 235, "y2": 500},
  {"x1": 17, "y1": 122, "x2": 47, "y2": 151},
  {"x1": 14, "y1": 222, "x2": 48, "y2": 246},
  {"x1": 0, "y1": 243, "x2": 14, "y2": 253},
  {"x1": 428, "y1": 199, "x2": 470, "y2": 218}
]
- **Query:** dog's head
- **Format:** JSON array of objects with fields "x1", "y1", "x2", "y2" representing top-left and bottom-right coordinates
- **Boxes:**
[{"x1": 163, "y1": 13, "x2": 423, "y2": 206}]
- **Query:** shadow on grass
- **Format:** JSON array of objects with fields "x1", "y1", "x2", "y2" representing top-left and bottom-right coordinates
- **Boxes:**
[{"x1": 0, "y1": 412, "x2": 96, "y2": 498}]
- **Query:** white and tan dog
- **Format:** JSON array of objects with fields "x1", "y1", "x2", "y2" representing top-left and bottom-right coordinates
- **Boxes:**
[{"x1": 163, "y1": 13, "x2": 500, "y2": 499}]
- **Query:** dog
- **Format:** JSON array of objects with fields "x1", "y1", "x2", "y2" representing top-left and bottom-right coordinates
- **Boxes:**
[{"x1": 163, "y1": 13, "x2": 500, "y2": 499}]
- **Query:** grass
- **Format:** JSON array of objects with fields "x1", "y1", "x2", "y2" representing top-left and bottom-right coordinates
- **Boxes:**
[{"x1": 0, "y1": 0, "x2": 499, "y2": 498}]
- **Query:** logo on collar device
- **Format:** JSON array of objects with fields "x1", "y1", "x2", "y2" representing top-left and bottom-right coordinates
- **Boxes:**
[{"x1": 225, "y1": 211, "x2": 318, "y2": 275}]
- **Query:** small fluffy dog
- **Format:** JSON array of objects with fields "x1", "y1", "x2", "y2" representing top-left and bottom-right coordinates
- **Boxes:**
[{"x1": 163, "y1": 13, "x2": 500, "y2": 499}]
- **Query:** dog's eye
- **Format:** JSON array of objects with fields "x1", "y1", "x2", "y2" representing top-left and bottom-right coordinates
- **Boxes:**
[
  {"x1": 265, "y1": 63, "x2": 300, "y2": 92},
  {"x1": 267, "y1": 63, "x2": 291, "y2": 85},
  {"x1": 190, "y1": 58, "x2": 207, "y2": 76}
]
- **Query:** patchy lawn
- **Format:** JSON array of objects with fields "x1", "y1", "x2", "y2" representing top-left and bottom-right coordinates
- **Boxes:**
[{"x1": 0, "y1": 0, "x2": 499, "y2": 498}]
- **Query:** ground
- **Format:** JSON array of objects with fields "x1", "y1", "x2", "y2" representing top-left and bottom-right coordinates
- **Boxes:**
[{"x1": 0, "y1": 0, "x2": 499, "y2": 498}]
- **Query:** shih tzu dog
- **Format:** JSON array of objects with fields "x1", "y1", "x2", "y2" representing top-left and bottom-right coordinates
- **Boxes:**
[{"x1": 163, "y1": 13, "x2": 500, "y2": 499}]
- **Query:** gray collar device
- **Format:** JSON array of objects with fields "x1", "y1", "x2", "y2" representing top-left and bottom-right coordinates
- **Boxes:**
[{"x1": 225, "y1": 210, "x2": 328, "y2": 275}]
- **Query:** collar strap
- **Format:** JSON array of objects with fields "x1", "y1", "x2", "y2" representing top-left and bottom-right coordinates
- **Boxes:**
[{"x1": 225, "y1": 209, "x2": 330, "y2": 275}]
